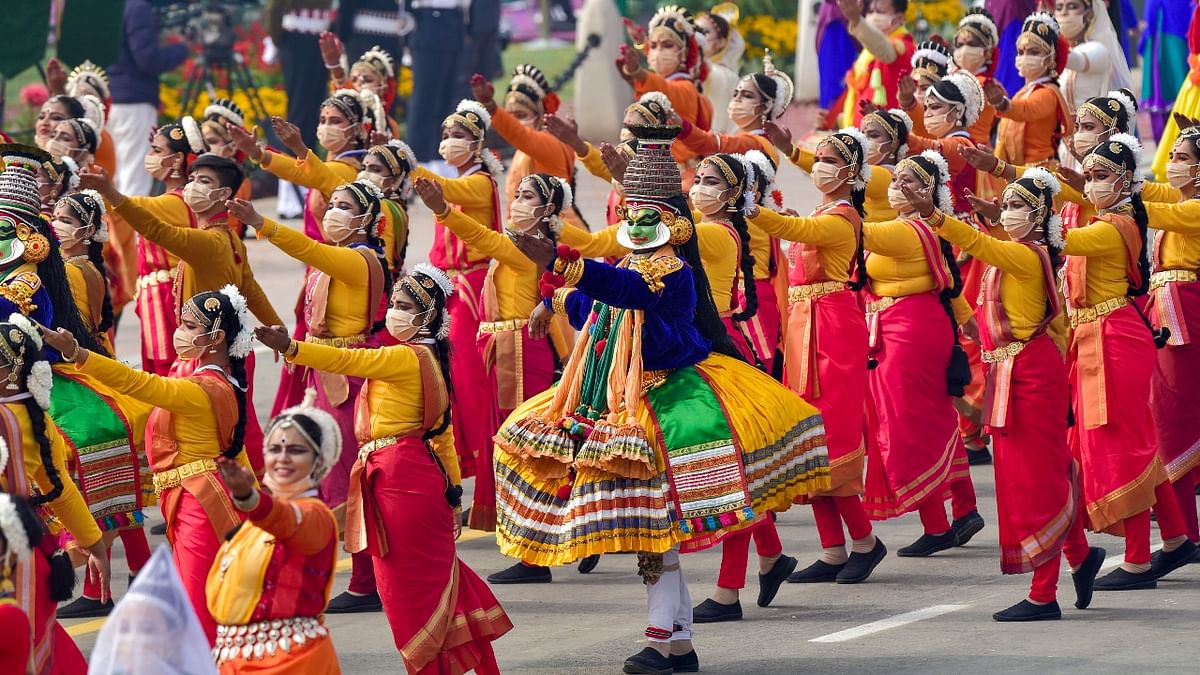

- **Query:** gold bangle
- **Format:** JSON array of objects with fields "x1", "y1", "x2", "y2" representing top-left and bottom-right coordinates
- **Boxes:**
[
  {"x1": 434, "y1": 203, "x2": 453, "y2": 221},
  {"x1": 283, "y1": 340, "x2": 300, "y2": 359},
  {"x1": 551, "y1": 287, "x2": 574, "y2": 315},
  {"x1": 991, "y1": 159, "x2": 1008, "y2": 179},
  {"x1": 789, "y1": 144, "x2": 802, "y2": 166},
  {"x1": 561, "y1": 258, "x2": 585, "y2": 286},
  {"x1": 925, "y1": 210, "x2": 946, "y2": 228},
  {"x1": 62, "y1": 339, "x2": 80, "y2": 363}
]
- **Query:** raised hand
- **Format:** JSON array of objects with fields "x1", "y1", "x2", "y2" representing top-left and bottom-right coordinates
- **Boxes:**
[
  {"x1": 898, "y1": 76, "x2": 917, "y2": 109},
  {"x1": 837, "y1": 0, "x2": 863, "y2": 26},
  {"x1": 270, "y1": 116, "x2": 306, "y2": 157},
  {"x1": 858, "y1": 98, "x2": 883, "y2": 118},
  {"x1": 983, "y1": 79, "x2": 1008, "y2": 109},
  {"x1": 964, "y1": 189, "x2": 1002, "y2": 223},
  {"x1": 544, "y1": 115, "x2": 587, "y2": 155},
  {"x1": 38, "y1": 325, "x2": 81, "y2": 359},
  {"x1": 318, "y1": 31, "x2": 344, "y2": 70},
  {"x1": 226, "y1": 123, "x2": 263, "y2": 161},
  {"x1": 1172, "y1": 111, "x2": 1200, "y2": 131},
  {"x1": 959, "y1": 144, "x2": 999, "y2": 173},
  {"x1": 77, "y1": 165, "x2": 120, "y2": 203},
  {"x1": 470, "y1": 73, "x2": 496, "y2": 111},
  {"x1": 254, "y1": 325, "x2": 292, "y2": 353},
  {"x1": 900, "y1": 183, "x2": 936, "y2": 218},
  {"x1": 511, "y1": 230, "x2": 557, "y2": 268},
  {"x1": 217, "y1": 456, "x2": 257, "y2": 500},
  {"x1": 226, "y1": 197, "x2": 264, "y2": 230},
  {"x1": 762, "y1": 120, "x2": 793, "y2": 154},
  {"x1": 46, "y1": 58, "x2": 68, "y2": 96},
  {"x1": 616, "y1": 44, "x2": 642, "y2": 81},
  {"x1": 413, "y1": 177, "x2": 448, "y2": 215},
  {"x1": 599, "y1": 142, "x2": 629, "y2": 182},
  {"x1": 1056, "y1": 165, "x2": 1086, "y2": 194},
  {"x1": 623, "y1": 17, "x2": 646, "y2": 46}
]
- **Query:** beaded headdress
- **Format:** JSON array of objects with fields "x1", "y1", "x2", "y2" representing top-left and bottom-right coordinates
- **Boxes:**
[
  {"x1": 507, "y1": 63, "x2": 559, "y2": 115},
  {"x1": 618, "y1": 124, "x2": 692, "y2": 245},
  {"x1": 267, "y1": 388, "x2": 342, "y2": 482},
  {"x1": 1079, "y1": 90, "x2": 1137, "y2": 134},
  {"x1": 897, "y1": 150, "x2": 954, "y2": 214},
  {"x1": 203, "y1": 97, "x2": 245, "y2": 128},
  {"x1": 66, "y1": 60, "x2": 110, "y2": 101},
  {"x1": 355, "y1": 45, "x2": 396, "y2": 80},
  {"x1": 957, "y1": 8, "x2": 999, "y2": 49},
  {"x1": 0, "y1": 152, "x2": 51, "y2": 266},
  {"x1": 911, "y1": 40, "x2": 951, "y2": 82},
  {"x1": 1006, "y1": 166, "x2": 1065, "y2": 248}
]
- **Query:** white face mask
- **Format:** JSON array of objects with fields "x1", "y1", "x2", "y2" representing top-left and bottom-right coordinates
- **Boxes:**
[
  {"x1": 439, "y1": 138, "x2": 476, "y2": 167},
  {"x1": 999, "y1": 207, "x2": 1041, "y2": 241},
  {"x1": 322, "y1": 208, "x2": 364, "y2": 244},
  {"x1": 811, "y1": 162, "x2": 851, "y2": 194},
  {"x1": 1084, "y1": 174, "x2": 1128, "y2": 210},
  {"x1": 509, "y1": 201, "x2": 548, "y2": 232},
  {"x1": 1165, "y1": 161, "x2": 1199, "y2": 189},
  {"x1": 689, "y1": 184, "x2": 730, "y2": 216},
  {"x1": 1015, "y1": 53, "x2": 1050, "y2": 80},
  {"x1": 1056, "y1": 12, "x2": 1087, "y2": 41},
  {"x1": 51, "y1": 219, "x2": 91, "y2": 246},
  {"x1": 727, "y1": 99, "x2": 762, "y2": 128},
  {"x1": 182, "y1": 181, "x2": 231, "y2": 213},
  {"x1": 955, "y1": 45, "x2": 987, "y2": 74},
  {"x1": 888, "y1": 184, "x2": 914, "y2": 214},
  {"x1": 316, "y1": 123, "x2": 354, "y2": 152},
  {"x1": 173, "y1": 327, "x2": 215, "y2": 360},
  {"x1": 385, "y1": 307, "x2": 429, "y2": 342},
  {"x1": 866, "y1": 12, "x2": 896, "y2": 33},
  {"x1": 924, "y1": 106, "x2": 959, "y2": 137}
]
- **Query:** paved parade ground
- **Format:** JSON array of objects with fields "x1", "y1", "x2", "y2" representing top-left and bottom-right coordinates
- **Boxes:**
[{"x1": 63, "y1": 155, "x2": 1200, "y2": 674}]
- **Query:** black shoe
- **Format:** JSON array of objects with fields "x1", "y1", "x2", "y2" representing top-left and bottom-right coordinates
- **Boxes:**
[
  {"x1": 486, "y1": 562, "x2": 552, "y2": 584},
  {"x1": 967, "y1": 447, "x2": 992, "y2": 466},
  {"x1": 1094, "y1": 568, "x2": 1157, "y2": 591},
  {"x1": 325, "y1": 590, "x2": 383, "y2": 613},
  {"x1": 150, "y1": 522, "x2": 167, "y2": 536},
  {"x1": 1072, "y1": 546, "x2": 1106, "y2": 609},
  {"x1": 578, "y1": 554, "x2": 601, "y2": 574},
  {"x1": 57, "y1": 596, "x2": 113, "y2": 619},
  {"x1": 670, "y1": 649, "x2": 700, "y2": 673},
  {"x1": 896, "y1": 531, "x2": 959, "y2": 557},
  {"x1": 623, "y1": 647, "x2": 673, "y2": 675},
  {"x1": 787, "y1": 559, "x2": 844, "y2": 583},
  {"x1": 992, "y1": 599, "x2": 1061, "y2": 622},
  {"x1": 459, "y1": 507, "x2": 471, "y2": 527},
  {"x1": 692, "y1": 597, "x2": 742, "y2": 623},
  {"x1": 757, "y1": 554, "x2": 797, "y2": 607},
  {"x1": 837, "y1": 539, "x2": 887, "y2": 584},
  {"x1": 1150, "y1": 540, "x2": 1198, "y2": 580},
  {"x1": 950, "y1": 510, "x2": 985, "y2": 546}
]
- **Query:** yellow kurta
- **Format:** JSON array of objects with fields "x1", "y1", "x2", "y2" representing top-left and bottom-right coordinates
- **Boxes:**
[
  {"x1": 749, "y1": 208, "x2": 858, "y2": 283},
  {"x1": 114, "y1": 200, "x2": 283, "y2": 326},
  {"x1": 579, "y1": 143, "x2": 613, "y2": 182},
  {"x1": 259, "y1": 219, "x2": 373, "y2": 337},
  {"x1": 1145, "y1": 200, "x2": 1200, "y2": 270},
  {"x1": 791, "y1": 147, "x2": 897, "y2": 222},
  {"x1": 935, "y1": 215, "x2": 1050, "y2": 340},
  {"x1": 64, "y1": 258, "x2": 114, "y2": 354},
  {"x1": 1061, "y1": 219, "x2": 1132, "y2": 305},
  {"x1": 864, "y1": 218, "x2": 972, "y2": 323},
  {"x1": 697, "y1": 223, "x2": 740, "y2": 314},
  {"x1": 440, "y1": 210, "x2": 538, "y2": 320},
  {"x1": 288, "y1": 342, "x2": 461, "y2": 484},
  {"x1": 2, "y1": 404, "x2": 102, "y2": 548},
  {"x1": 411, "y1": 167, "x2": 499, "y2": 268},
  {"x1": 76, "y1": 353, "x2": 252, "y2": 471}
]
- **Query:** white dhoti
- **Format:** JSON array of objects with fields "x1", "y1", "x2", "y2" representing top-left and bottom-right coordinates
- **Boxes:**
[{"x1": 108, "y1": 103, "x2": 158, "y2": 196}]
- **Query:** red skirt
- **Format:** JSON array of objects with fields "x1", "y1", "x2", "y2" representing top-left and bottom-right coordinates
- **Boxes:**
[
  {"x1": 1148, "y1": 279, "x2": 1200, "y2": 482},
  {"x1": 862, "y1": 293, "x2": 962, "y2": 520},
  {"x1": 364, "y1": 437, "x2": 512, "y2": 674},
  {"x1": 786, "y1": 290, "x2": 867, "y2": 497},
  {"x1": 736, "y1": 278, "x2": 783, "y2": 374},
  {"x1": 1068, "y1": 305, "x2": 1164, "y2": 534},
  {"x1": 448, "y1": 268, "x2": 493, "y2": 479},
  {"x1": 990, "y1": 334, "x2": 1076, "y2": 574}
]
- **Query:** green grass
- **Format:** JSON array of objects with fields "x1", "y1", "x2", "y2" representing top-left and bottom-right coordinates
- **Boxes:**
[{"x1": 497, "y1": 42, "x2": 578, "y2": 103}]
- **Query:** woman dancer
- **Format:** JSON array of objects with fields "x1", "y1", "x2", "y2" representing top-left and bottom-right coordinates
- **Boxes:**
[
  {"x1": 227, "y1": 183, "x2": 389, "y2": 614},
  {"x1": 913, "y1": 168, "x2": 1105, "y2": 620},
  {"x1": 1065, "y1": 135, "x2": 1198, "y2": 591},
  {"x1": 255, "y1": 266, "x2": 512, "y2": 673},
  {"x1": 676, "y1": 53, "x2": 791, "y2": 164},
  {"x1": 1055, "y1": 0, "x2": 1135, "y2": 117},
  {"x1": 41, "y1": 287, "x2": 254, "y2": 642},
  {"x1": 412, "y1": 174, "x2": 565, "y2": 535},
  {"x1": 494, "y1": 125, "x2": 828, "y2": 674},
  {"x1": 51, "y1": 190, "x2": 114, "y2": 355},
  {"x1": 745, "y1": 129, "x2": 886, "y2": 586},
  {"x1": 208, "y1": 393, "x2": 342, "y2": 673}
]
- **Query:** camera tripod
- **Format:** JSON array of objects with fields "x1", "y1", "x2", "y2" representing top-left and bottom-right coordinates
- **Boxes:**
[{"x1": 179, "y1": 50, "x2": 281, "y2": 146}]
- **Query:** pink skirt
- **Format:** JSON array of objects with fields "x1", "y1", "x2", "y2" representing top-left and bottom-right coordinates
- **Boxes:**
[
  {"x1": 862, "y1": 293, "x2": 962, "y2": 520},
  {"x1": 448, "y1": 267, "x2": 493, "y2": 479},
  {"x1": 737, "y1": 278, "x2": 783, "y2": 375},
  {"x1": 1148, "y1": 279, "x2": 1200, "y2": 482}
]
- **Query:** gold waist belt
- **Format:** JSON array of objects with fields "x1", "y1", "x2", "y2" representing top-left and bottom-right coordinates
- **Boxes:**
[
  {"x1": 305, "y1": 333, "x2": 368, "y2": 348},
  {"x1": 478, "y1": 319, "x2": 528, "y2": 334},
  {"x1": 359, "y1": 435, "x2": 401, "y2": 458},
  {"x1": 152, "y1": 458, "x2": 217, "y2": 496},
  {"x1": 1150, "y1": 269, "x2": 1198, "y2": 290},
  {"x1": 865, "y1": 296, "x2": 899, "y2": 314},
  {"x1": 1069, "y1": 296, "x2": 1129, "y2": 329},
  {"x1": 214, "y1": 616, "x2": 328, "y2": 664},
  {"x1": 788, "y1": 281, "x2": 847, "y2": 303},
  {"x1": 136, "y1": 268, "x2": 177, "y2": 290},
  {"x1": 981, "y1": 340, "x2": 1027, "y2": 364}
]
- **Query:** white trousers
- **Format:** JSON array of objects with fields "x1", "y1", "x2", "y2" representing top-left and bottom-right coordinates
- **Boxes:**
[
  {"x1": 108, "y1": 103, "x2": 158, "y2": 196},
  {"x1": 645, "y1": 548, "x2": 692, "y2": 643}
]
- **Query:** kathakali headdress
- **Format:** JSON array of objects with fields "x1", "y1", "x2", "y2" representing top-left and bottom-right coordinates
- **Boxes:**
[
  {"x1": 0, "y1": 155, "x2": 51, "y2": 267},
  {"x1": 615, "y1": 124, "x2": 693, "y2": 249}
]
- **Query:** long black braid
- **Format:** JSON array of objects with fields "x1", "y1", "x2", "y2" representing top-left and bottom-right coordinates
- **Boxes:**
[
  {"x1": 86, "y1": 240, "x2": 115, "y2": 336},
  {"x1": 187, "y1": 290, "x2": 248, "y2": 460},
  {"x1": 6, "y1": 493, "x2": 74, "y2": 601},
  {"x1": 11, "y1": 335, "x2": 64, "y2": 507},
  {"x1": 37, "y1": 222, "x2": 105, "y2": 355},
  {"x1": 937, "y1": 236, "x2": 971, "y2": 396},
  {"x1": 1128, "y1": 192, "x2": 1151, "y2": 298},
  {"x1": 707, "y1": 155, "x2": 760, "y2": 323},
  {"x1": 848, "y1": 186, "x2": 870, "y2": 291},
  {"x1": 664, "y1": 194, "x2": 743, "y2": 361}
]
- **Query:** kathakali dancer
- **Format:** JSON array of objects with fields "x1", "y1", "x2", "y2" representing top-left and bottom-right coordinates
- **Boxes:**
[
  {"x1": 410, "y1": 100, "x2": 505, "y2": 527},
  {"x1": 617, "y1": 5, "x2": 714, "y2": 188},
  {"x1": 747, "y1": 129, "x2": 888, "y2": 586},
  {"x1": 493, "y1": 125, "x2": 829, "y2": 675},
  {"x1": 256, "y1": 264, "x2": 512, "y2": 674},
  {"x1": 918, "y1": 167, "x2": 1105, "y2": 621},
  {"x1": 41, "y1": 287, "x2": 255, "y2": 643},
  {"x1": 1064, "y1": 135, "x2": 1198, "y2": 591},
  {"x1": 226, "y1": 182, "x2": 389, "y2": 615},
  {"x1": 207, "y1": 392, "x2": 343, "y2": 673}
]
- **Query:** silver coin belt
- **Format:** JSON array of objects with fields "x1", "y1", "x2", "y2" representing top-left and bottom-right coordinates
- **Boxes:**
[{"x1": 213, "y1": 616, "x2": 329, "y2": 663}]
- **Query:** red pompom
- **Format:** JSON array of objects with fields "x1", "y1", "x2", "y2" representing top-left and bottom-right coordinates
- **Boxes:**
[
  {"x1": 544, "y1": 91, "x2": 561, "y2": 116},
  {"x1": 556, "y1": 244, "x2": 581, "y2": 261},
  {"x1": 1054, "y1": 35, "x2": 1070, "y2": 77},
  {"x1": 539, "y1": 281, "x2": 556, "y2": 298}
]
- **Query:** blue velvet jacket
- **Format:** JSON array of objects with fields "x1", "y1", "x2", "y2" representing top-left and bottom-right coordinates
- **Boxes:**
[{"x1": 557, "y1": 256, "x2": 710, "y2": 372}]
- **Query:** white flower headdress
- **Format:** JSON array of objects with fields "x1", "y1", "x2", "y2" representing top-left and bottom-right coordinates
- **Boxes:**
[
  {"x1": 407, "y1": 263, "x2": 454, "y2": 341},
  {"x1": 180, "y1": 116, "x2": 206, "y2": 154},
  {"x1": 0, "y1": 492, "x2": 31, "y2": 562},
  {"x1": 743, "y1": 149, "x2": 782, "y2": 210},
  {"x1": 59, "y1": 155, "x2": 81, "y2": 191},
  {"x1": 269, "y1": 388, "x2": 342, "y2": 482},
  {"x1": 217, "y1": 285, "x2": 254, "y2": 359},
  {"x1": 1013, "y1": 167, "x2": 1064, "y2": 248},
  {"x1": 6, "y1": 313, "x2": 51, "y2": 409}
]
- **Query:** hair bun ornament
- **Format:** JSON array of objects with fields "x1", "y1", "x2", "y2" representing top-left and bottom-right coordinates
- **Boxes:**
[
  {"x1": 180, "y1": 116, "x2": 206, "y2": 155},
  {"x1": 358, "y1": 45, "x2": 396, "y2": 79},
  {"x1": 410, "y1": 262, "x2": 455, "y2": 298},
  {"x1": 761, "y1": 50, "x2": 795, "y2": 120},
  {"x1": 455, "y1": 99, "x2": 492, "y2": 130},
  {"x1": 834, "y1": 126, "x2": 871, "y2": 189},
  {"x1": 204, "y1": 97, "x2": 245, "y2": 128},
  {"x1": 0, "y1": 492, "x2": 31, "y2": 561},
  {"x1": 216, "y1": 285, "x2": 254, "y2": 359}
]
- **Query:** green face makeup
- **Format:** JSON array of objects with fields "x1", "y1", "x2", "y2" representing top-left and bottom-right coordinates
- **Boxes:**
[{"x1": 626, "y1": 208, "x2": 662, "y2": 246}]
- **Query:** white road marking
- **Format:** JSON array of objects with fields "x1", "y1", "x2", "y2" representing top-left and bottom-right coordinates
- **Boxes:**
[
  {"x1": 809, "y1": 604, "x2": 969, "y2": 643},
  {"x1": 1099, "y1": 544, "x2": 1161, "y2": 571}
]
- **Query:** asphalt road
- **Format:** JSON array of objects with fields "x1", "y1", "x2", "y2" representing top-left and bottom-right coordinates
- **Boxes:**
[{"x1": 60, "y1": 124, "x2": 1200, "y2": 673}]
